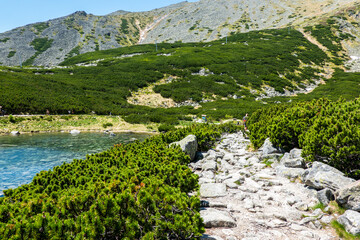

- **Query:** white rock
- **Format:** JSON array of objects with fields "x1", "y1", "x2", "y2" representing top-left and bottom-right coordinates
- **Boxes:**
[
  {"x1": 202, "y1": 160, "x2": 217, "y2": 171},
  {"x1": 200, "y1": 183, "x2": 227, "y2": 198},
  {"x1": 200, "y1": 208, "x2": 236, "y2": 228},
  {"x1": 320, "y1": 215, "x2": 334, "y2": 224},
  {"x1": 337, "y1": 210, "x2": 360, "y2": 235},
  {"x1": 202, "y1": 171, "x2": 215, "y2": 179},
  {"x1": 70, "y1": 130, "x2": 80, "y2": 134}
]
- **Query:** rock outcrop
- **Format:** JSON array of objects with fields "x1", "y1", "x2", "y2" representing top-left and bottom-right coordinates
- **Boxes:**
[
  {"x1": 302, "y1": 162, "x2": 355, "y2": 191},
  {"x1": 337, "y1": 210, "x2": 360, "y2": 235},
  {"x1": 170, "y1": 134, "x2": 197, "y2": 161},
  {"x1": 336, "y1": 181, "x2": 360, "y2": 211},
  {"x1": 0, "y1": 0, "x2": 358, "y2": 66}
]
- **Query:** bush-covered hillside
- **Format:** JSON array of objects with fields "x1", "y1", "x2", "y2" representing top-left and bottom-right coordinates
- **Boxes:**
[
  {"x1": 0, "y1": 28, "x2": 331, "y2": 124},
  {"x1": 0, "y1": 123, "x2": 241, "y2": 239},
  {"x1": 248, "y1": 98, "x2": 360, "y2": 178}
]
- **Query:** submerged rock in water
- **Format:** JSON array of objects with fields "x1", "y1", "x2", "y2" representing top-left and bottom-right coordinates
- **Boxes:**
[{"x1": 70, "y1": 130, "x2": 81, "y2": 134}]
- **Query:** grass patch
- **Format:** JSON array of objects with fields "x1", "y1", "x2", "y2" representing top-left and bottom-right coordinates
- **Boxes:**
[
  {"x1": 261, "y1": 157, "x2": 274, "y2": 168},
  {"x1": 23, "y1": 38, "x2": 54, "y2": 65},
  {"x1": 331, "y1": 220, "x2": 360, "y2": 240},
  {"x1": 311, "y1": 202, "x2": 326, "y2": 211},
  {"x1": 7, "y1": 51, "x2": 16, "y2": 58}
]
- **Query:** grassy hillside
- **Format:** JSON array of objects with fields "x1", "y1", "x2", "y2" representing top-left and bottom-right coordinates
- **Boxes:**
[{"x1": 1, "y1": 28, "x2": 339, "y2": 124}]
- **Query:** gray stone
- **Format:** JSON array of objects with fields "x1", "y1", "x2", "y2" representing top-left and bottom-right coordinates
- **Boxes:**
[
  {"x1": 200, "y1": 208, "x2": 236, "y2": 228},
  {"x1": 286, "y1": 197, "x2": 298, "y2": 206},
  {"x1": 202, "y1": 160, "x2": 217, "y2": 172},
  {"x1": 233, "y1": 192, "x2": 249, "y2": 201},
  {"x1": 209, "y1": 201, "x2": 228, "y2": 208},
  {"x1": 223, "y1": 177, "x2": 242, "y2": 189},
  {"x1": 294, "y1": 202, "x2": 308, "y2": 211},
  {"x1": 259, "y1": 138, "x2": 280, "y2": 155},
  {"x1": 266, "y1": 219, "x2": 287, "y2": 228},
  {"x1": 337, "y1": 210, "x2": 360, "y2": 235},
  {"x1": 281, "y1": 157, "x2": 305, "y2": 168},
  {"x1": 302, "y1": 162, "x2": 355, "y2": 191},
  {"x1": 202, "y1": 171, "x2": 215, "y2": 179},
  {"x1": 215, "y1": 173, "x2": 232, "y2": 183},
  {"x1": 336, "y1": 180, "x2": 360, "y2": 211},
  {"x1": 320, "y1": 215, "x2": 334, "y2": 224},
  {"x1": 261, "y1": 153, "x2": 283, "y2": 161},
  {"x1": 205, "y1": 150, "x2": 217, "y2": 161},
  {"x1": 317, "y1": 188, "x2": 334, "y2": 205},
  {"x1": 276, "y1": 165, "x2": 305, "y2": 179},
  {"x1": 247, "y1": 156, "x2": 260, "y2": 164},
  {"x1": 290, "y1": 148, "x2": 303, "y2": 159},
  {"x1": 244, "y1": 198, "x2": 255, "y2": 209},
  {"x1": 311, "y1": 208, "x2": 324, "y2": 219},
  {"x1": 199, "y1": 178, "x2": 216, "y2": 184},
  {"x1": 170, "y1": 134, "x2": 197, "y2": 161},
  {"x1": 200, "y1": 183, "x2": 227, "y2": 198},
  {"x1": 226, "y1": 236, "x2": 237, "y2": 240},
  {"x1": 300, "y1": 217, "x2": 316, "y2": 225},
  {"x1": 201, "y1": 234, "x2": 224, "y2": 240},
  {"x1": 290, "y1": 223, "x2": 305, "y2": 231},
  {"x1": 223, "y1": 153, "x2": 234, "y2": 161}
]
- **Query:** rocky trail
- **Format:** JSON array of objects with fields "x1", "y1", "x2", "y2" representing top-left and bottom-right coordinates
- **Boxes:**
[{"x1": 188, "y1": 131, "x2": 360, "y2": 240}]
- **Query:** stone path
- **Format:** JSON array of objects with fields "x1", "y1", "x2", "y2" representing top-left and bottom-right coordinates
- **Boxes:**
[{"x1": 190, "y1": 131, "x2": 339, "y2": 240}]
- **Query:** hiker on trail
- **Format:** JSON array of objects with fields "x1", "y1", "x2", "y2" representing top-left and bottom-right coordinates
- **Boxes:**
[{"x1": 243, "y1": 113, "x2": 248, "y2": 130}]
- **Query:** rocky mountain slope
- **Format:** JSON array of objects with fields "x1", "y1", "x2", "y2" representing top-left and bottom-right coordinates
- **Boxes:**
[{"x1": 0, "y1": 0, "x2": 359, "y2": 66}]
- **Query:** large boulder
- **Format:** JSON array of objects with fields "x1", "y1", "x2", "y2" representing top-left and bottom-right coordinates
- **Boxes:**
[
  {"x1": 200, "y1": 208, "x2": 236, "y2": 228},
  {"x1": 170, "y1": 134, "x2": 197, "y2": 161},
  {"x1": 337, "y1": 210, "x2": 360, "y2": 235},
  {"x1": 336, "y1": 180, "x2": 360, "y2": 211},
  {"x1": 259, "y1": 138, "x2": 280, "y2": 155},
  {"x1": 302, "y1": 162, "x2": 355, "y2": 191}
]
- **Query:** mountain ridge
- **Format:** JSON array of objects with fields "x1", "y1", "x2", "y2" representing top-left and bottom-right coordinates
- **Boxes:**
[{"x1": 0, "y1": 0, "x2": 360, "y2": 66}]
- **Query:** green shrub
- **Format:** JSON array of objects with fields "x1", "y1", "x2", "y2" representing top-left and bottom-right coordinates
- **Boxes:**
[
  {"x1": 0, "y1": 123, "x2": 240, "y2": 239},
  {"x1": 158, "y1": 124, "x2": 175, "y2": 132},
  {"x1": 8, "y1": 115, "x2": 15, "y2": 123},
  {"x1": 102, "y1": 122, "x2": 113, "y2": 128},
  {"x1": 248, "y1": 98, "x2": 360, "y2": 178}
]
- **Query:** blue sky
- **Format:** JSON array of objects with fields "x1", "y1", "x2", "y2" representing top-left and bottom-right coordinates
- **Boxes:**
[{"x1": 0, "y1": 0, "x2": 198, "y2": 33}]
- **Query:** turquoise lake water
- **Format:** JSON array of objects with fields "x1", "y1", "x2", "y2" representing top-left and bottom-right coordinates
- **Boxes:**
[{"x1": 0, "y1": 132, "x2": 150, "y2": 197}]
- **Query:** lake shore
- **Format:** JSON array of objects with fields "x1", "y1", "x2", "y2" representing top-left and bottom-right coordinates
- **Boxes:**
[{"x1": 0, "y1": 114, "x2": 159, "y2": 136}]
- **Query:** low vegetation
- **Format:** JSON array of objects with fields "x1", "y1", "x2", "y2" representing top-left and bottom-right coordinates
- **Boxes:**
[
  {"x1": 0, "y1": 123, "x2": 240, "y2": 239},
  {"x1": 23, "y1": 38, "x2": 54, "y2": 66},
  {"x1": 0, "y1": 115, "x2": 158, "y2": 134},
  {"x1": 248, "y1": 97, "x2": 360, "y2": 179},
  {"x1": 0, "y1": 27, "x2": 334, "y2": 125}
]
